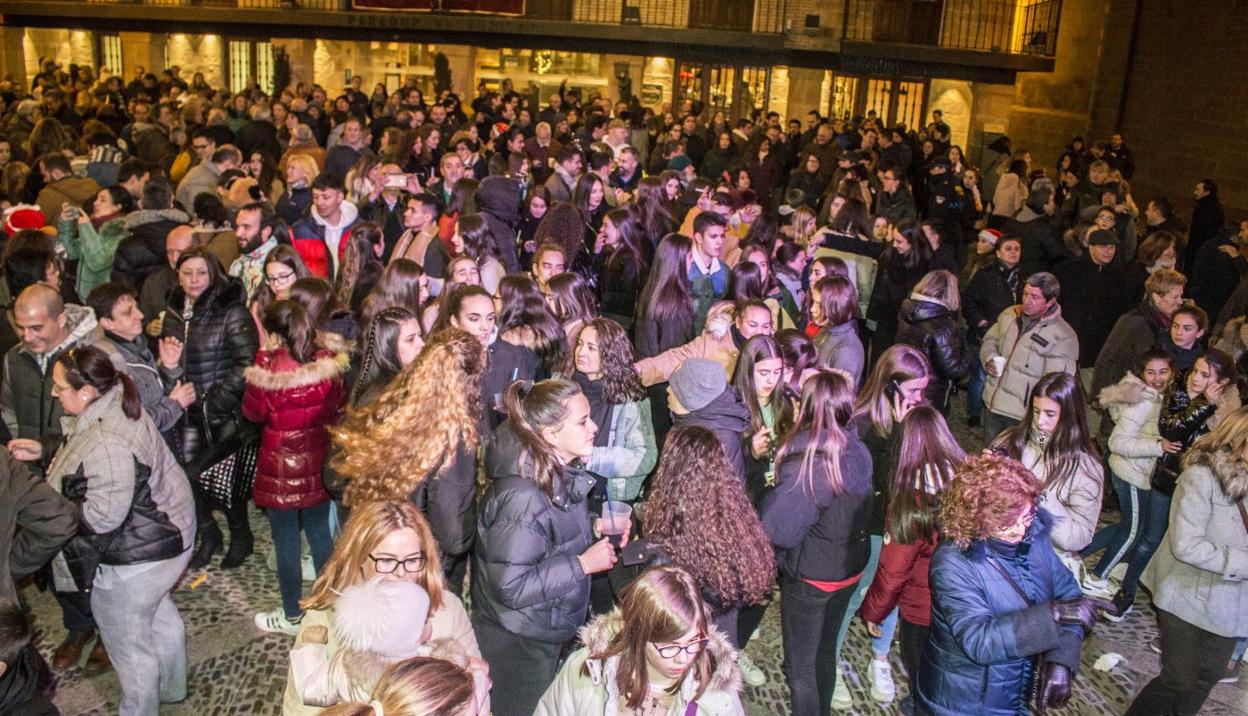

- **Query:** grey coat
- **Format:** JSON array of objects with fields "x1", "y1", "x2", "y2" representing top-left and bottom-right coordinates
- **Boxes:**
[
  {"x1": 1142, "y1": 448, "x2": 1248, "y2": 638},
  {"x1": 584, "y1": 398, "x2": 658, "y2": 502},
  {"x1": 814, "y1": 321, "x2": 865, "y2": 389},
  {"x1": 98, "y1": 333, "x2": 185, "y2": 434}
]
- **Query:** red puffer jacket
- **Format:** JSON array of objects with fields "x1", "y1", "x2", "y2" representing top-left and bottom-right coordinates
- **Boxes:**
[
  {"x1": 242, "y1": 347, "x2": 348, "y2": 510},
  {"x1": 860, "y1": 531, "x2": 938, "y2": 627}
]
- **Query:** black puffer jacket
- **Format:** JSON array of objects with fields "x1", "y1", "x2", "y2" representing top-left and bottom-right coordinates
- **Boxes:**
[
  {"x1": 961, "y1": 260, "x2": 1021, "y2": 345},
  {"x1": 472, "y1": 421, "x2": 596, "y2": 643},
  {"x1": 896, "y1": 297, "x2": 971, "y2": 411},
  {"x1": 1152, "y1": 379, "x2": 1219, "y2": 491},
  {"x1": 411, "y1": 440, "x2": 478, "y2": 566},
  {"x1": 161, "y1": 278, "x2": 259, "y2": 431},
  {"x1": 111, "y1": 209, "x2": 190, "y2": 290}
]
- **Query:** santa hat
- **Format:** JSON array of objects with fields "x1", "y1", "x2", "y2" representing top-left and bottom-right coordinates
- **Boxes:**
[
  {"x1": 978, "y1": 228, "x2": 1002, "y2": 247},
  {"x1": 3, "y1": 205, "x2": 47, "y2": 235},
  {"x1": 331, "y1": 578, "x2": 430, "y2": 660}
]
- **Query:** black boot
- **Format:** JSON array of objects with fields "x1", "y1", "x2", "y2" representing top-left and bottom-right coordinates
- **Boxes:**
[
  {"x1": 188, "y1": 518, "x2": 223, "y2": 570},
  {"x1": 220, "y1": 505, "x2": 254, "y2": 569}
]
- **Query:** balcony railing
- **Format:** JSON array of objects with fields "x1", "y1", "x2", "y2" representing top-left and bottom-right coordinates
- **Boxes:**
[
  {"x1": 844, "y1": 0, "x2": 1061, "y2": 56},
  {"x1": 571, "y1": 0, "x2": 787, "y2": 34}
]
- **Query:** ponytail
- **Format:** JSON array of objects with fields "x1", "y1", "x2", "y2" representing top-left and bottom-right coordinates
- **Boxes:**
[
  {"x1": 263, "y1": 300, "x2": 317, "y2": 363},
  {"x1": 503, "y1": 378, "x2": 583, "y2": 498},
  {"x1": 56, "y1": 345, "x2": 142, "y2": 421}
]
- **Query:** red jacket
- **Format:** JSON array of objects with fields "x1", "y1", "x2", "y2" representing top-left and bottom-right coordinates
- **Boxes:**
[
  {"x1": 242, "y1": 348, "x2": 348, "y2": 510},
  {"x1": 290, "y1": 209, "x2": 356, "y2": 280},
  {"x1": 860, "y1": 531, "x2": 938, "y2": 627}
]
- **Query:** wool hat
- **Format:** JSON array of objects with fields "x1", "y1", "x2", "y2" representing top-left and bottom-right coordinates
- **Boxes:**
[
  {"x1": 667, "y1": 155, "x2": 692, "y2": 172},
  {"x1": 669, "y1": 358, "x2": 727, "y2": 413},
  {"x1": 332, "y1": 578, "x2": 431, "y2": 660},
  {"x1": 929, "y1": 155, "x2": 952, "y2": 168},
  {"x1": 1088, "y1": 229, "x2": 1120, "y2": 247},
  {"x1": 3, "y1": 205, "x2": 46, "y2": 234},
  {"x1": 978, "y1": 228, "x2": 1002, "y2": 247}
]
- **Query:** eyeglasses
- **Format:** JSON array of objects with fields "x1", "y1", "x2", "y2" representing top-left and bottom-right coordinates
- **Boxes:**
[
  {"x1": 368, "y1": 553, "x2": 426, "y2": 574},
  {"x1": 654, "y1": 638, "x2": 708, "y2": 659},
  {"x1": 265, "y1": 271, "x2": 296, "y2": 285}
]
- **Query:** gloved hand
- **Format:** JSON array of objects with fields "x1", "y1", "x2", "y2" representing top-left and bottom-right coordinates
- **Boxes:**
[
  {"x1": 1049, "y1": 596, "x2": 1112, "y2": 630},
  {"x1": 1036, "y1": 662, "x2": 1072, "y2": 714}
]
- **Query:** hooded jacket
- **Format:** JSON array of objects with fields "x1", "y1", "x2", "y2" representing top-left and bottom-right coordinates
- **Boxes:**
[
  {"x1": 1099, "y1": 373, "x2": 1165, "y2": 490},
  {"x1": 897, "y1": 297, "x2": 971, "y2": 410},
  {"x1": 477, "y1": 176, "x2": 522, "y2": 273},
  {"x1": 1142, "y1": 447, "x2": 1248, "y2": 638},
  {"x1": 111, "y1": 208, "x2": 190, "y2": 290},
  {"x1": 671, "y1": 386, "x2": 751, "y2": 480},
  {"x1": 916, "y1": 511, "x2": 1085, "y2": 716},
  {"x1": 243, "y1": 348, "x2": 348, "y2": 510},
  {"x1": 472, "y1": 421, "x2": 597, "y2": 643},
  {"x1": 535, "y1": 610, "x2": 745, "y2": 716},
  {"x1": 291, "y1": 202, "x2": 359, "y2": 280},
  {"x1": 57, "y1": 214, "x2": 129, "y2": 300},
  {"x1": 980, "y1": 305, "x2": 1079, "y2": 421}
]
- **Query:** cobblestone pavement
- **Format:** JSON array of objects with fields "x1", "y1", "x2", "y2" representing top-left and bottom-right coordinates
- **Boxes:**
[{"x1": 30, "y1": 398, "x2": 1248, "y2": 715}]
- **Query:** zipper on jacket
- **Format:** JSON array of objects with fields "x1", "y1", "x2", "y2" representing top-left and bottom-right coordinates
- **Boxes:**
[{"x1": 986, "y1": 312, "x2": 1026, "y2": 412}]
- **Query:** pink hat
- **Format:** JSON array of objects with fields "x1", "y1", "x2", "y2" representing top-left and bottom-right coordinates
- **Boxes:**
[{"x1": 978, "y1": 228, "x2": 1002, "y2": 247}]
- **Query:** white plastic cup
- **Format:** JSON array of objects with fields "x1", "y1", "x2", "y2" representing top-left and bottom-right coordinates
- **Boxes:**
[
  {"x1": 600, "y1": 501, "x2": 632, "y2": 549},
  {"x1": 991, "y1": 355, "x2": 1006, "y2": 376}
]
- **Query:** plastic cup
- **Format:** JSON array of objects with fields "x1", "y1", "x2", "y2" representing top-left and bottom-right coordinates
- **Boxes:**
[
  {"x1": 600, "y1": 501, "x2": 632, "y2": 549},
  {"x1": 991, "y1": 355, "x2": 1006, "y2": 376}
]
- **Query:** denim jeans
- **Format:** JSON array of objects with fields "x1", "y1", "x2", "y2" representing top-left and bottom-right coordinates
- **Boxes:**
[
  {"x1": 91, "y1": 547, "x2": 193, "y2": 715},
  {"x1": 1087, "y1": 470, "x2": 1145, "y2": 577},
  {"x1": 838, "y1": 534, "x2": 899, "y2": 662},
  {"x1": 1118, "y1": 487, "x2": 1171, "y2": 596},
  {"x1": 1125, "y1": 609, "x2": 1237, "y2": 716},
  {"x1": 781, "y1": 576, "x2": 858, "y2": 716},
  {"x1": 267, "y1": 502, "x2": 334, "y2": 619},
  {"x1": 966, "y1": 352, "x2": 986, "y2": 421}
]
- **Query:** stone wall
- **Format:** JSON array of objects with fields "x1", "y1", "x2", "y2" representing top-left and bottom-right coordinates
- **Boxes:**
[
  {"x1": 165, "y1": 33, "x2": 224, "y2": 89},
  {"x1": 22, "y1": 29, "x2": 95, "y2": 85}
]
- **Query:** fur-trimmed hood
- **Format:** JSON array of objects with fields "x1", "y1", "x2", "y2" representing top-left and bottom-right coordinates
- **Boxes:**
[
  {"x1": 244, "y1": 349, "x2": 349, "y2": 391},
  {"x1": 1185, "y1": 447, "x2": 1248, "y2": 502},
  {"x1": 123, "y1": 207, "x2": 189, "y2": 230},
  {"x1": 576, "y1": 609, "x2": 742, "y2": 700},
  {"x1": 1098, "y1": 371, "x2": 1160, "y2": 416}
]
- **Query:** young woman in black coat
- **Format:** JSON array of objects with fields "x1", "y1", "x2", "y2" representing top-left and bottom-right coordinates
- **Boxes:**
[
  {"x1": 868, "y1": 220, "x2": 933, "y2": 363},
  {"x1": 897, "y1": 270, "x2": 971, "y2": 414}
]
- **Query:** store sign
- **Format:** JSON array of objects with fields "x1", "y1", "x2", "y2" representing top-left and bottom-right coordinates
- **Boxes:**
[{"x1": 352, "y1": 0, "x2": 525, "y2": 15}]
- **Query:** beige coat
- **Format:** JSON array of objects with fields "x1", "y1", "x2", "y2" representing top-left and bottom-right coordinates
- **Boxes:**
[
  {"x1": 980, "y1": 305, "x2": 1079, "y2": 420},
  {"x1": 634, "y1": 302, "x2": 737, "y2": 387}
]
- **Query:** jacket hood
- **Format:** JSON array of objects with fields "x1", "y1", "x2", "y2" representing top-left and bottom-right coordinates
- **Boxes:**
[
  {"x1": 900, "y1": 297, "x2": 953, "y2": 323},
  {"x1": 576, "y1": 609, "x2": 742, "y2": 697},
  {"x1": 24, "y1": 303, "x2": 100, "y2": 359},
  {"x1": 680, "y1": 387, "x2": 750, "y2": 431},
  {"x1": 312, "y1": 200, "x2": 359, "y2": 230},
  {"x1": 1186, "y1": 447, "x2": 1248, "y2": 502},
  {"x1": 702, "y1": 301, "x2": 735, "y2": 339},
  {"x1": 477, "y1": 176, "x2": 521, "y2": 224},
  {"x1": 171, "y1": 276, "x2": 247, "y2": 314},
  {"x1": 124, "y1": 207, "x2": 190, "y2": 230},
  {"x1": 1098, "y1": 372, "x2": 1158, "y2": 410},
  {"x1": 244, "y1": 349, "x2": 348, "y2": 391}
]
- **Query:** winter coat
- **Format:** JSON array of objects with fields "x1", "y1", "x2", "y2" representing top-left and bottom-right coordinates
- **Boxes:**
[
  {"x1": 478, "y1": 176, "x2": 523, "y2": 273},
  {"x1": 962, "y1": 260, "x2": 1022, "y2": 345},
  {"x1": 980, "y1": 305, "x2": 1079, "y2": 421},
  {"x1": 290, "y1": 203, "x2": 359, "y2": 280},
  {"x1": 585, "y1": 398, "x2": 658, "y2": 502},
  {"x1": 991, "y1": 173, "x2": 1027, "y2": 219},
  {"x1": 672, "y1": 387, "x2": 751, "y2": 481},
  {"x1": 1142, "y1": 448, "x2": 1248, "y2": 638},
  {"x1": 34, "y1": 175, "x2": 100, "y2": 226},
  {"x1": 596, "y1": 253, "x2": 643, "y2": 329},
  {"x1": 876, "y1": 188, "x2": 917, "y2": 225},
  {"x1": 282, "y1": 591, "x2": 482, "y2": 716},
  {"x1": 1152, "y1": 378, "x2": 1240, "y2": 491},
  {"x1": 635, "y1": 303, "x2": 739, "y2": 388},
  {"x1": 633, "y1": 307, "x2": 695, "y2": 361},
  {"x1": 0, "y1": 451, "x2": 76, "y2": 604},
  {"x1": 161, "y1": 278, "x2": 260, "y2": 432},
  {"x1": 535, "y1": 610, "x2": 745, "y2": 716},
  {"x1": 861, "y1": 530, "x2": 938, "y2": 627},
  {"x1": 1099, "y1": 373, "x2": 1165, "y2": 490},
  {"x1": 277, "y1": 186, "x2": 313, "y2": 227},
  {"x1": 1015, "y1": 441, "x2": 1103, "y2": 555},
  {"x1": 1004, "y1": 209, "x2": 1068, "y2": 279},
  {"x1": 57, "y1": 215, "x2": 128, "y2": 299},
  {"x1": 480, "y1": 339, "x2": 540, "y2": 431},
  {"x1": 867, "y1": 253, "x2": 929, "y2": 332},
  {"x1": 472, "y1": 421, "x2": 597, "y2": 643},
  {"x1": 1090, "y1": 299, "x2": 1170, "y2": 397},
  {"x1": 1189, "y1": 232, "x2": 1245, "y2": 320},
  {"x1": 1185, "y1": 193, "x2": 1225, "y2": 270},
  {"x1": 242, "y1": 348, "x2": 348, "y2": 510},
  {"x1": 916, "y1": 512, "x2": 1085, "y2": 716},
  {"x1": 47, "y1": 386, "x2": 196, "y2": 592},
  {"x1": 111, "y1": 208, "x2": 190, "y2": 290},
  {"x1": 897, "y1": 297, "x2": 971, "y2": 410},
  {"x1": 761, "y1": 427, "x2": 874, "y2": 583},
  {"x1": 411, "y1": 440, "x2": 478, "y2": 564},
  {"x1": 99, "y1": 332, "x2": 185, "y2": 434},
  {"x1": 175, "y1": 161, "x2": 222, "y2": 214},
  {"x1": 1054, "y1": 258, "x2": 1132, "y2": 368},
  {"x1": 814, "y1": 321, "x2": 865, "y2": 389}
]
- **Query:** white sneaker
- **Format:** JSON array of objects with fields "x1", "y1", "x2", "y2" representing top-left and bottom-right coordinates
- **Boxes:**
[
  {"x1": 737, "y1": 651, "x2": 765, "y2": 687},
  {"x1": 869, "y1": 658, "x2": 896, "y2": 704},
  {"x1": 254, "y1": 609, "x2": 301, "y2": 635},
  {"x1": 301, "y1": 553, "x2": 316, "y2": 581},
  {"x1": 1080, "y1": 571, "x2": 1114, "y2": 599},
  {"x1": 832, "y1": 664, "x2": 853, "y2": 711}
]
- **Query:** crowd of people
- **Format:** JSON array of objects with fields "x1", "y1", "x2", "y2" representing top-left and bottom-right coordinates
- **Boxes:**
[{"x1": 0, "y1": 58, "x2": 1243, "y2": 716}]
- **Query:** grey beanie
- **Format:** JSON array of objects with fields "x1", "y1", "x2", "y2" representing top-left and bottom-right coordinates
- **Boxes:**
[{"x1": 670, "y1": 358, "x2": 727, "y2": 412}]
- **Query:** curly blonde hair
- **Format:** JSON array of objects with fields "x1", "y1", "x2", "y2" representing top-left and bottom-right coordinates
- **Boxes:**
[
  {"x1": 332, "y1": 328, "x2": 484, "y2": 506},
  {"x1": 939, "y1": 454, "x2": 1041, "y2": 549}
]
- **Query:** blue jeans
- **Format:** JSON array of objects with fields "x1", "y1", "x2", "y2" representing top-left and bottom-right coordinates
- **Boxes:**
[
  {"x1": 267, "y1": 502, "x2": 334, "y2": 619},
  {"x1": 1113, "y1": 487, "x2": 1171, "y2": 597},
  {"x1": 966, "y1": 352, "x2": 986, "y2": 421},
  {"x1": 837, "y1": 534, "x2": 899, "y2": 662},
  {"x1": 1087, "y1": 471, "x2": 1145, "y2": 577}
]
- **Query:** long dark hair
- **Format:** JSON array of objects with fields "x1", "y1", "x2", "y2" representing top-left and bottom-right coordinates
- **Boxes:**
[
  {"x1": 725, "y1": 261, "x2": 764, "y2": 305},
  {"x1": 887, "y1": 406, "x2": 965, "y2": 544},
  {"x1": 262, "y1": 300, "x2": 317, "y2": 363},
  {"x1": 603, "y1": 207, "x2": 646, "y2": 278},
  {"x1": 497, "y1": 273, "x2": 566, "y2": 372},
  {"x1": 351, "y1": 306, "x2": 417, "y2": 405},
  {"x1": 638, "y1": 233, "x2": 694, "y2": 323},
  {"x1": 993, "y1": 372, "x2": 1101, "y2": 496},
  {"x1": 335, "y1": 221, "x2": 384, "y2": 312},
  {"x1": 456, "y1": 213, "x2": 499, "y2": 262},
  {"x1": 885, "y1": 219, "x2": 934, "y2": 272},
  {"x1": 778, "y1": 370, "x2": 855, "y2": 496},
  {"x1": 360, "y1": 259, "x2": 425, "y2": 331},
  {"x1": 503, "y1": 379, "x2": 583, "y2": 499},
  {"x1": 733, "y1": 335, "x2": 794, "y2": 438},
  {"x1": 56, "y1": 345, "x2": 141, "y2": 420}
]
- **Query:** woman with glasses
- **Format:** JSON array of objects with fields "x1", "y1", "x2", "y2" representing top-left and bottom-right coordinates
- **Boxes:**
[
  {"x1": 250, "y1": 245, "x2": 311, "y2": 334},
  {"x1": 536, "y1": 566, "x2": 746, "y2": 715},
  {"x1": 282, "y1": 501, "x2": 484, "y2": 716},
  {"x1": 918, "y1": 454, "x2": 1104, "y2": 716}
]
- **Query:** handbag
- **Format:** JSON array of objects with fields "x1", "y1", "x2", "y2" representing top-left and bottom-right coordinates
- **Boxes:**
[
  {"x1": 187, "y1": 412, "x2": 260, "y2": 512},
  {"x1": 1149, "y1": 456, "x2": 1180, "y2": 497}
]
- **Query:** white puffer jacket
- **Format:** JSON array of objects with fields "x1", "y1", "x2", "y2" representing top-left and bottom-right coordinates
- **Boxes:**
[{"x1": 1099, "y1": 372, "x2": 1165, "y2": 490}]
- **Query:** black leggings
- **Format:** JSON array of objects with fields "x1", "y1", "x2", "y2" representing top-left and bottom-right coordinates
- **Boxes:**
[{"x1": 899, "y1": 619, "x2": 930, "y2": 697}]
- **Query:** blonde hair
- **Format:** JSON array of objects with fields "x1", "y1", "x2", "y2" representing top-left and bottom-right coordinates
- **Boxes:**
[
  {"x1": 286, "y1": 153, "x2": 319, "y2": 183},
  {"x1": 911, "y1": 269, "x2": 961, "y2": 312},
  {"x1": 1185, "y1": 405, "x2": 1248, "y2": 490},
  {"x1": 321, "y1": 657, "x2": 474, "y2": 716},
  {"x1": 788, "y1": 207, "x2": 818, "y2": 248},
  {"x1": 332, "y1": 329, "x2": 484, "y2": 506},
  {"x1": 302, "y1": 501, "x2": 445, "y2": 613}
]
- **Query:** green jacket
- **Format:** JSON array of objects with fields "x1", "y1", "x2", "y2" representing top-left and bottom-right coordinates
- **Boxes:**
[{"x1": 57, "y1": 216, "x2": 128, "y2": 300}]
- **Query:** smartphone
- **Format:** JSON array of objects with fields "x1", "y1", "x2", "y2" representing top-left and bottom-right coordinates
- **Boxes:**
[
  {"x1": 885, "y1": 379, "x2": 901, "y2": 402},
  {"x1": 383, "y1": 173, "x2": 408, "y2": 189}
]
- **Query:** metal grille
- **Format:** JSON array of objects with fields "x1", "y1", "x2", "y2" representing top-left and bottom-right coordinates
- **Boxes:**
[
  {"x1": 101, "y1": 34, "x2": 124, "y2": 76},
  {"x1": 843, "y1": 0, "x2": 1062, "y2": 56}
]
